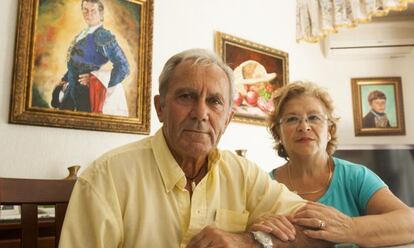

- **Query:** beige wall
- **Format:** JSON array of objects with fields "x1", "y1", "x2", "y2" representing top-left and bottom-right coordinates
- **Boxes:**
[{"x1": 0, "y1": 0, "x2": 413, "y2": 178}]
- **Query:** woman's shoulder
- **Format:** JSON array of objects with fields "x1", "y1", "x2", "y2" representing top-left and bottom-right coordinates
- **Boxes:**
[
  {"x1": 332, "y1": 156, "x2": 373, "y2": 179},
  {"x1": 269, "y1": 165, "x2": 287, "y2": 180},
  {"x1": 332, "y1": 156, "x2": 385, "y2": 187},
  {"x1": 333, "y1": 156, "x2": 366, "y2": 170}
]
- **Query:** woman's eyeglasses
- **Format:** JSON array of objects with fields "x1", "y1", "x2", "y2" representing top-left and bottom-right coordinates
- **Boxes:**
[{"x1": 279, "y1": 113, "x2": 328, "y2": 126}]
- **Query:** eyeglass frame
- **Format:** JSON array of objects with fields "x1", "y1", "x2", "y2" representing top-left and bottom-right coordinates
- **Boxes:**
[{"x1": 278, "y1": 113, "x2": 330, "y2": 126}]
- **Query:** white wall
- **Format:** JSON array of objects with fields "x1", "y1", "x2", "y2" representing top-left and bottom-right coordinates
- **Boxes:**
[{"x1": 0, "y1": 0, "x2": 413, "y2": 178}]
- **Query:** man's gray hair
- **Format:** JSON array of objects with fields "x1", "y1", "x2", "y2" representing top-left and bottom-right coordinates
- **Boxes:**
[{"x1": 158, "y1": 48, "x2": 235, "y2": 108}]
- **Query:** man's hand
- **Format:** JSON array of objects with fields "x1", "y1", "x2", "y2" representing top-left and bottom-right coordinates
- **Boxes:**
[
  {"x1": 186, "y1": 226, "x2": 259, "y2": 248},
  {"x1": 249, "y1": 214, "x2": 296, "y2": 242},
  {"x1": 55, "y1": 80, "x2": 69, "y2": 91},
  {"x1": 78, "y1": 73, "x2": 91, "y2": 87},
  {"x1": 61, "y1": 81, "x2": 69, "y2": 92}
]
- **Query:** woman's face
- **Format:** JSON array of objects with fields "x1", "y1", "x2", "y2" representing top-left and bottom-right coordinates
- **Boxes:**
[{"x1": 278, "y1": 95, "x2": 331, "y2": 159}]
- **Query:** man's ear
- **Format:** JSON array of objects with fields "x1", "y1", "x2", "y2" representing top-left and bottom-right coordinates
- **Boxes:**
[
  {"x1": 154, "y1": 95, "x2": 164, "y2": 122},
  {"x1": 227, "y1": 109, "x2": 235, "y2": 126},
  {"x1": 222, "y1": 108, "x2": 235, "y2": 133}
]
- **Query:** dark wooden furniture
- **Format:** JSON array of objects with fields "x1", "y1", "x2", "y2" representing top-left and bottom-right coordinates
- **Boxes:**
[{"x1": 0, "y1": 178, "x2": 76, "y2": 248}]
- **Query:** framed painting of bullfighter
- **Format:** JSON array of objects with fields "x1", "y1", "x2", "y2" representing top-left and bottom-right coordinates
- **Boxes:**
[{"x1": 9, "y1": 0, "x2": 153, "y2": 134}]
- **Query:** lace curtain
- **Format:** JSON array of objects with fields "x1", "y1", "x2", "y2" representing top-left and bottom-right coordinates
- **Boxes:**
[{"x1": 297, "y1": 0, "x2": 414, "y2": 43}]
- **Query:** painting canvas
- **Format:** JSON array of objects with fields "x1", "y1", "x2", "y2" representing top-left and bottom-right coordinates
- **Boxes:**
[
  {"x1": 9, "y1": 0, "x2": 153, "y2": 134},
  {"x1": 215, "y1": 32, "x2": 288, "y2": 125},
  {"x1": 351, "y1": 77, "x2": 405, "y2": 136}
]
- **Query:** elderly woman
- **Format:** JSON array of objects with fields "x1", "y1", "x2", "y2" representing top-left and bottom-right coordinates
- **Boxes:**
[{"x1": 252, "y1": 81, "x2": 414, "y2": 247}]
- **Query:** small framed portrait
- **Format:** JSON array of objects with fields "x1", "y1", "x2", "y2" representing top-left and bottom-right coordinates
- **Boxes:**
[
  {"x1": 214, "y1": 31, "x2": 289, "y2": 125},
  {"x1": 351, "y1": 77, "x2": 405, "y2": 136},
  {"x1": 9, "y1": 0, "x2": 153, "y2": 134}
]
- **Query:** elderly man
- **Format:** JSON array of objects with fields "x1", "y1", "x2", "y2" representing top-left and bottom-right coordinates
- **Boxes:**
[
  {"x1": 52, "y1": 0, "x2": 129, "y2": 115},
  {"x1": 59, "y1": 49, "x2": 332, "y2": 247}
]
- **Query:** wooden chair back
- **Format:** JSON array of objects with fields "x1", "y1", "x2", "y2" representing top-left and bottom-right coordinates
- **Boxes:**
[{"x1": 0, "y1": 178, "x2": 76, "y2": 248}]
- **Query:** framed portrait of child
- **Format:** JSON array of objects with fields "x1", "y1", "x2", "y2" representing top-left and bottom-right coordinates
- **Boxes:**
[{"x1": 351, "y1": 77, "x2": 405, "y2": 136}]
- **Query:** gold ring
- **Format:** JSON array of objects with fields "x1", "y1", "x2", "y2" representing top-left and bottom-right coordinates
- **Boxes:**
[{"x1": 318, "y1": 220, "x2": 326, "y2": 229}]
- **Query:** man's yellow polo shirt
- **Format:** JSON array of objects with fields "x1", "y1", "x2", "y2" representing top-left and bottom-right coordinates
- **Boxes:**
[{"x1": 59, "y1": 129, "x2": 305, "y2": 247}]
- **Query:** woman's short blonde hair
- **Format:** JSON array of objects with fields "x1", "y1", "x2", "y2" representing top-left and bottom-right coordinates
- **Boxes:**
[{"x1": 268, "y1": 81, "x2": 339, "y2": 160}]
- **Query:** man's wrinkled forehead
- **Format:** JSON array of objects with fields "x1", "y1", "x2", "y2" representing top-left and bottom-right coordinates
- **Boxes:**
[
  {"x1": 82, "y1": 2, "x2": 98, "y2": 9},
  {"x1": 81, "y1": 0, "x2": 102, "y2": 11}
]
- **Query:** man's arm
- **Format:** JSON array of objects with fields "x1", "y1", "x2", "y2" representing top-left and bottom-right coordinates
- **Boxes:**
[
  {"x1": 186, "y1": 226, "x2": 333, "y2": 248},
  {"x1": 105, "y1": 39, "x2": 130, "y2": 87},
  {"x1": 95, "y1": 28, "x2": 130, "y2": 88},
  {"x1": 271, "y1": 224, "x2": 333, "y2": 248},
  {"x1": 239, "y1": 159, "x2": 332, "y2": 247},
  {"x1": 59, "y1": 177, "x2": 123, "y2": 247}
]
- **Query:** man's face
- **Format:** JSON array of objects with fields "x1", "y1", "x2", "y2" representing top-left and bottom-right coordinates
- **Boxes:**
[
  {"x1": 370, "y1": 98, "x2": 386, "y2": 113},
  {"x1": 154, "y1": 60, "x2": 234, "y2": 163},
  {"x1": 82, "y1": 2, "x2": 102, "y2": 27}
]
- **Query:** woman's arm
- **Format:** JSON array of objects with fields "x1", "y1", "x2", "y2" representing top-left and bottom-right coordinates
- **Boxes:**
[
  {"x1": 293, "y1": 189, "x2": 414, "y2": 247},
  {"x1": 350, "y1": 187, "x2": 414, "y2": 247}
]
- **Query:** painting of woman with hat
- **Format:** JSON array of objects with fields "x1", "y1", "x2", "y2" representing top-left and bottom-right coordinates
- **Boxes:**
[
  {"x1": 215, "y1": 32, "x2": 289, "y2": 124},
  {"x1": 233, "y1": 60, "x2": 277, "y2": 117}
]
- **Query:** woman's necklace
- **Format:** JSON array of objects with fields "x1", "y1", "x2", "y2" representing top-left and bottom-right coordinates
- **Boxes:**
[{"x1": 288, "y1": 158, "x2": 332, "y2": 195}]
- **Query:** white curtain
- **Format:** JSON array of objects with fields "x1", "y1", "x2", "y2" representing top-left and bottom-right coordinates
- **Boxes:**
[{"x1": 297, "y1": 0, "x2": 414, "y2": 43}]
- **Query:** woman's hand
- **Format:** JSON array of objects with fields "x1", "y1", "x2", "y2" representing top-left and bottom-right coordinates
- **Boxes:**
[
  {"x1": 248, "y1": 214, "x2": 296, "y2": 241},
  {"x1": 293, "y1": 201, "x2": 356, "y2": 244}
]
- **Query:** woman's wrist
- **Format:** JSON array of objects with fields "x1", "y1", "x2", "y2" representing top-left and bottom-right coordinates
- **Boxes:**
[{"x1": 347, "y1": 217, "x2": 362, "y2": 245}]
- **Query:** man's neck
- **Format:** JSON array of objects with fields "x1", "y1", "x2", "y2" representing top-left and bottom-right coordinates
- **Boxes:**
[
  {"x1": 86, "y1": 23, "x2": 103, "y2": 32},
  {"x1": 180, "y1": 158, "x2": 208, "y2": 177}
]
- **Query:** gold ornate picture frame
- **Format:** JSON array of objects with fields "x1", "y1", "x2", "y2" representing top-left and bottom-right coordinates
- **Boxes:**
[
  {"x1": 9, "y1": 0, "x2": 153, "y2": 134},
  {"x1": 215, "y1": 31, "x2": 288, "y2": 125},
  {"x1": 351, "y1": 77, "x2": 405, "y2": 136}
]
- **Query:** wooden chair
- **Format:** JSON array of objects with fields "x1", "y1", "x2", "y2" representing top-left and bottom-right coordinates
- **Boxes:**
[{"x1": 0, "y1": 178, "x2": 76, "y2": 248}]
